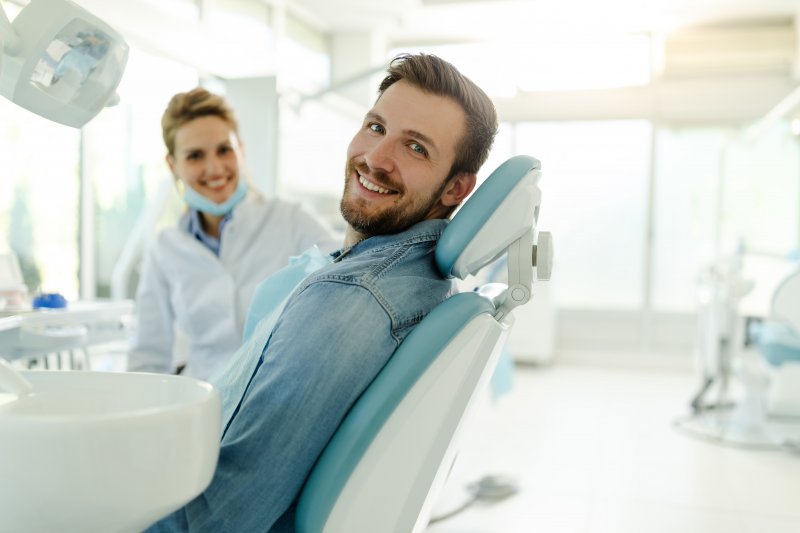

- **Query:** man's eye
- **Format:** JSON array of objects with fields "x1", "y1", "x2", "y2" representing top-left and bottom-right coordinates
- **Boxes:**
[
  {"x1": 219, "y1": 146, "x2": 232, "y2": 155},
  {"x1": 187, "y1": 152, "x2": 202, "y2": 160},
  {"x1": 369, "y1": 123, "x2": 385, "y2": 134},
  {"x1": 410, "y1": 143, "x2": 427, "y2": 156}
]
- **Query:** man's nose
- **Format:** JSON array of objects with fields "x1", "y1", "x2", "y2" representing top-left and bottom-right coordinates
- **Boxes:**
[{"x1": 364, "y1": 137, "x2": 396, "y2": 174}]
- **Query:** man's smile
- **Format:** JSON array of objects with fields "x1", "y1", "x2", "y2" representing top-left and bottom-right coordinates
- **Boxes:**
[{"x1": 358, "y1": 174, "x2": 396, "y2": 195}]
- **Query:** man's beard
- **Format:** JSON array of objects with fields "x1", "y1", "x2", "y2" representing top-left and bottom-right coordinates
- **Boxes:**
[{"x1": 339, "y1": 160, "x2": 448, "y2": 238}]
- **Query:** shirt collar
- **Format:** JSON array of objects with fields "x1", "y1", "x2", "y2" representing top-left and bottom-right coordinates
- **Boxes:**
[
  {"x1": 332, "y1": 219, "x2": 448, "y2": 262},
  {"x1": 187, "y1": 209, "x2": 233, "y2": 255}
]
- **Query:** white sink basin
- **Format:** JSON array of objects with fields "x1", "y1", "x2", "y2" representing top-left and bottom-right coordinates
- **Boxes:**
[{"x1": 0, "y1": 369, "x2": 221, "y2": 532}]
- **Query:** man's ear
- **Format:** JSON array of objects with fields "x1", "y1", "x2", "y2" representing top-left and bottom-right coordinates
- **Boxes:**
[{"x1": 440, "y1": 172, "x2": 477, "y2": 207}]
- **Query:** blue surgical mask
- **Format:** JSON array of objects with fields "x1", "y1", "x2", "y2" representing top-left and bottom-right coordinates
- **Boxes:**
[{"x1": 183, "y1": 178, "x2": 248, "y2": 216}]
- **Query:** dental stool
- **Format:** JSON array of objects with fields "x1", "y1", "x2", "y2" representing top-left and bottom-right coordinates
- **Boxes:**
[
  {"x1": 756, "y1": 268, "x2": 800, "y2": 416},
  {"x1": 295, "y1": 155, "x2": 552, "y2": 533}
]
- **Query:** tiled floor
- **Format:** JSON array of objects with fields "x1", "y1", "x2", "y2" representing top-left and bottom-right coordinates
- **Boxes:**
[{"x1": 425, "y1": 362, "x2": 800, "y2": 533}]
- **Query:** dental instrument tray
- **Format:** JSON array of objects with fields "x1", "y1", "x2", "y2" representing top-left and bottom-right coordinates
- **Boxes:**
[{"x1": 0, "y1": 299, "x2": 134, "y2": 363}]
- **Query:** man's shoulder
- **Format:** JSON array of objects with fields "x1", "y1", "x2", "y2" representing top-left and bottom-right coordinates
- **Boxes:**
[
  {"x1": 300, "y1": 237, "x2": 453, "y2": 336},
  {"x1": 324, "y1": 219, "x2": 448, "y2": 278},
  {"x1": 320, "y1": 237, "x2": 441, "y2": 282}
]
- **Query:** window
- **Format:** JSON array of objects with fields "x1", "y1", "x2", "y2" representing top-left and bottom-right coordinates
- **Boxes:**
[
  {"x1": 276, "y1": 17, "x2": 347, "y2": 232},
  {"x1": 719, "y1": 121, "x2": 800, "y2": 313},
  {"x1": 282, "y1": 12, "x2": 330, "y2": 93},
  {"x1": 721, "y1": 122, "x2": 800, "y2": 256},
  {"x1": 516, "y1": 120, "x2": 652, "y2": 309},
  {"x1": 0, "y1": 100, "x2": 81, "y2": 297},
  {"x1": 479, "y1": 123, "x2": 515, "y2": 185},
  {"x1": 278, "y1": 98, "x2": 358, "y2": 234},
  {"x1": 83, "y1": 46, "x2": 197, "y2": 297},
  {"x1": 651, "y1": 127, "x2": 729, "y2": 312}
]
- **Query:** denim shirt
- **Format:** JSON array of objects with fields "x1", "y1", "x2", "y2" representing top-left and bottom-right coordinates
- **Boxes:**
[{"x1": 146, "y1": 218, "x2": 455, "y2": 533}]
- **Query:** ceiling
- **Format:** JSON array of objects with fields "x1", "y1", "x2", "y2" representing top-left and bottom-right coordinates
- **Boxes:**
[
  {"x1": 53, "y1": 0, "x2": 798, "y2": 80},
  {"x1": 33, "y1": 0, "x2": 795, "y2": 124},
  {"x1": 288, "y1": 0, "x2": 800, "y2": 43},
  {"x1": 283, "y1": 0, "x2": 800, "y2": 126}
]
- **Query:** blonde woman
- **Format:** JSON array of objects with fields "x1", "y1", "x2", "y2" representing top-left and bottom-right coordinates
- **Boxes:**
[{"x1": 128, "y1": 87, "x2": 338, "y2": 380}]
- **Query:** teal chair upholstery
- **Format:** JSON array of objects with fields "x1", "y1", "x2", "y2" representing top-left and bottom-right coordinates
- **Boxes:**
[
  {"x1": 758, "y1": 268, "x2": 800, "y2": 367},
  {"x1": 295, "y1": 155, "x2": 551, "y2": 533}
]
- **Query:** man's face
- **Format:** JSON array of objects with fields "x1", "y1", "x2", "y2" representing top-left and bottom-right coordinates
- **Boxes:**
[{"x1": 340, "y1": 80, "x2": 472, "y2": 241}]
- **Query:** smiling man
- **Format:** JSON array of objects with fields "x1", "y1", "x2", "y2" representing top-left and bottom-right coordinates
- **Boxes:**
[
  {"x1": 340, "y1": 75, "x2": 476, "y2": 242},
  {"x1": 146, "y1": 53, "x2": 498, "y2": 533}
]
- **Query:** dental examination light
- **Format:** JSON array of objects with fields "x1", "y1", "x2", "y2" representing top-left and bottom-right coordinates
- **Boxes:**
[{"x1": 0, "y1": 0, "x2": 128, "y2": 128}]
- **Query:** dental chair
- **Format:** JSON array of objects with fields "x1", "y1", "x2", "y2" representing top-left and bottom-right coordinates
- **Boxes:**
[
  {"x1": 295, "y1": 155, "x2": 552, "y2": 533},
  {"x1": 756, "y1": 268, "x2": 800, "y2": 416}
]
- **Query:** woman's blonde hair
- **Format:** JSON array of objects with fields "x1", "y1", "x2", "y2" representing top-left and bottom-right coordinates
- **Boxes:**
[{"x1": 161, "y1": 87, "x2": 239, "y2": 156}]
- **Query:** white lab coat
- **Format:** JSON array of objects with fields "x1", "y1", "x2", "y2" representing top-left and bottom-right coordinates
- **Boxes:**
[{"x1": 127, "y1": 191, "x2": 340, "y2": 380}]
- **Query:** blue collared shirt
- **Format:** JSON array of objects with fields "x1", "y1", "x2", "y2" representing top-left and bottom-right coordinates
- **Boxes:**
[
  {"x1": 188, "y1": 209, "x2": 232, "y2": 256},
  {"x1": 146, "y1": 219, "x2": 455, "y2": 532}
]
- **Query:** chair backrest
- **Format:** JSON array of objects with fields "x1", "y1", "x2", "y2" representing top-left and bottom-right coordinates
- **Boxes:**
[{"x1": 295, "y1": 155, "x2": 549, "y2": 533}]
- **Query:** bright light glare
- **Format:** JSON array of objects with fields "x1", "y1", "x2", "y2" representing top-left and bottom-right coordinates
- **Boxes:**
[
  {"x1": 205, "y1": 10, "x2": 273, "y2": 77},
  {"x1": 394, "y1": 32, "x2": 651, "y2": 98},
  {"x1": 516, "y1": 34, "x2": 651, "y2": 91},
  {"x1": 3, "y1": 1, "x2": 21, "y2": 19},
  {"x1": 791, "y1": 118, "x2": 800, "y2": 137}
]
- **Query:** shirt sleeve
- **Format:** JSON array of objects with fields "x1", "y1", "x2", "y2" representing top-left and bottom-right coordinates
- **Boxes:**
[
  {"x1": 145, "y1": 280, "x2": 398, "y2": 532},
  {"x1": 127, "y1": 245, "x2": 175, "y2": 374}
]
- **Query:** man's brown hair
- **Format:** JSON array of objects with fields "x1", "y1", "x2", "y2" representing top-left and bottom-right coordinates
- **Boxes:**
[{"x1": 378, "y1": 53, "x2": 498, "y2": 179}]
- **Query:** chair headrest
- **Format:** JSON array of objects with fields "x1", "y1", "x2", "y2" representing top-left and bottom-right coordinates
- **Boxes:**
[{"x1": 436, "y1": 155, "x2": 542, "y2": 280}]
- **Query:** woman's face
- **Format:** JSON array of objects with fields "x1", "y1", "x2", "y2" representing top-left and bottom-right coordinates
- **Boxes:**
[{"x1": 168, "y1": 115, "x2": 243, "y2": 204}]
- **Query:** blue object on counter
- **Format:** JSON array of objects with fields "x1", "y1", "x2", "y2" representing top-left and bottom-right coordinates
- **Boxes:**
[{"x1": 32, "y1": 293, "x2": 68, "y2": 309}]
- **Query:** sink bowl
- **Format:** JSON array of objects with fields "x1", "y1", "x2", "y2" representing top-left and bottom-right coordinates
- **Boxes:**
[{"x1": 0, "y1": 370, "x2": 221, "y2": 533}]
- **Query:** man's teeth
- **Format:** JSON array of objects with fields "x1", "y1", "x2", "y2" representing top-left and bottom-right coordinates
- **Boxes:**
[
  {"x1": 359, "y1": 175, "x2": 391, "y2": 194},
  {"x1": 206, "y1": 178, "x2": 227, "y2": 188}
]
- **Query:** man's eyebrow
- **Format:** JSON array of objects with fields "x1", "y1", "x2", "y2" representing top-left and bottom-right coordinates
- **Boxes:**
[
  {"x1": 405, "y1": 129, "x2": 437, "y2": 153},
  {"x1": 365, "y1": 112, "x2": 438, "y2": 153},
  {"x1": 365, "y1": 111, "x2": 384, "y2": 123}
]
